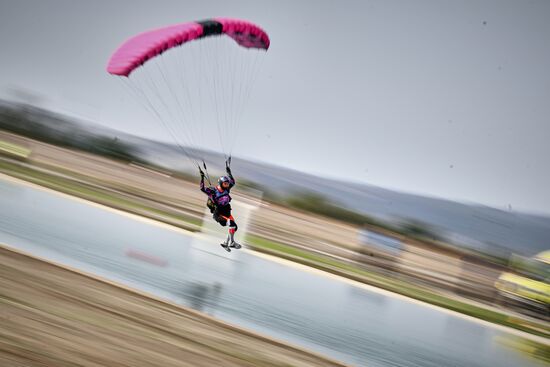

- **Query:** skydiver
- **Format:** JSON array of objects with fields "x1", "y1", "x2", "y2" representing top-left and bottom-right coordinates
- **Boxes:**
[{"x1": 199, "y1": 157, "x2": 241, "y2": 252}]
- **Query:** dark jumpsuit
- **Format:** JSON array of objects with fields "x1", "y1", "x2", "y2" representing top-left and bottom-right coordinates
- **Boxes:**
[{"x1": 200, "y1": 173, "x2": 238, "y2": 231}]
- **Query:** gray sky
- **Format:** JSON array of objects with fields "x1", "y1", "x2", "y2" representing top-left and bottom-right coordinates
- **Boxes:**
[{"x1": 1, "y1": 0, "x2": 549, "y2": 215}]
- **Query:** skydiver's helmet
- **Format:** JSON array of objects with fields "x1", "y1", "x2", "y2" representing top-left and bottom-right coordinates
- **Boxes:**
[{"x1": 218, "y1": 176, "x2": 230, "y2": 189}]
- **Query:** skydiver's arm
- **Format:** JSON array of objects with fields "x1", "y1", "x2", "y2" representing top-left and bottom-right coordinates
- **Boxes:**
[
  {"x1": 200, "y1": 182, "x2": 216, "y2": 196},
  {"x1": 227, "y1": 169, "x2": 235, "y2": 187},
  {"x1": 225, "y1": 157, "x2": 235, "y2": 187},
  {"x1": 201, "y1": 179, "x2": 215, "y2": 196},
  {"x1": 199, "y1": 171, "x2": 210, "y2": 194}
]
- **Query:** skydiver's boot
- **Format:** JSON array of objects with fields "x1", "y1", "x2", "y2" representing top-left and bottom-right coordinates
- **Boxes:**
[
  {"x1": 228, "y1": 227, "x2": 241, "y2": 249},
  {"x1": 220, "y1": 235, "x2": 231, "y2": 252}
]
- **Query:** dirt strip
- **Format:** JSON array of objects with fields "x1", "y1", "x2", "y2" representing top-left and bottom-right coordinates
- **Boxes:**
[{"x1": 0, "y1": 245, "x2": 347, "y2": 367}]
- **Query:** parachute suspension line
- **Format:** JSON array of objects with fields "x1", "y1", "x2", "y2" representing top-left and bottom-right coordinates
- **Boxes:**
[
  {"x1": 212, "y1": 38, "x2": 229, "y2": 158},
  {"x1": 228, "y1": 40, "x2": 238, "y2": 145},
  {"x1": 175, "y1": 43, "x2": 202, "y2": 153},
  {"x1": 216, "y1": 38, "x2": 227, "y2": 157},
  {"x1": 156, "y1": 56, "x2": 190, "y2": 139},
  {"x1": 224, "y1": 42, "x2": 244, "y2": 156},
  {"x1": 197, "y1": 40, "x2": 215, "y2": 152},
  {"x1": 122, "y1": 75, "x2": 198, "y2": 168},
  {"x1": 234, "y1": 45, "x2": 255, "y2": 143},
  {"x1": 202, "y1": 38, "x2": 227, "y2": 158},
  {"x1": 219, "y1": 38, "x2": 231, "y2": 159},
  {"x1": 142, "y1": 61, "x2": 202, "y2": 165},
  {"x1": 220, "y1": 37, "x2": 233, "y2": 159},
  {"x1": 197, "y1": 40, "x2": 206, "y2": 152},
  {"x1": 227, "y1": 38, "x2": 240, "y2": 157},
  {"x1": 229, "y1": 49, "x2": 266, "y2": 155},
  {"x1": 230, "y1": 44, "x2": 248, "y2": 153},
  {"x1": 221, "y1": 37, "x2": 233, "y2": 159},
  {"x1": 209, "y1": 39, "x2": 223, "y2": 157},
  {"x1": 156, "y1": 53, "x2": 200, "y2": 157},
  {"x1": 230, "y1": 47, "x2": 257, "y2": 154},
  {"x1": 234, "y1": 45, "x2": 251, "y2": 142},
  {"x1": 140, "y1": 64, "x2": 181, "y2": 132},
  {"x1": 202, "y1": 160, "x2": 213, "y2": 187},
  {"x1": 245, "y1": 50, "x2": 266, "y2": 112}
]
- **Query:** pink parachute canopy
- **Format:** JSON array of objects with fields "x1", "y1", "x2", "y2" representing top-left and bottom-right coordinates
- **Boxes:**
[{"x1": 107, "y1": 18, "x2": 270, "y2": 77}]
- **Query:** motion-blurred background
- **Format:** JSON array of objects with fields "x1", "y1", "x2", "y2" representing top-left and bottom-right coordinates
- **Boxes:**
[{"x1": 1, "y1": 1, "x2": 549, "y2": 366}]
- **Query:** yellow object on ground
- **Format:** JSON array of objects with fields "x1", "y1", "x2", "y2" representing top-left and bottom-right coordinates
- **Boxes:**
[{"x1": 495, "y1": 251, "x2": 550, "y2": 306}]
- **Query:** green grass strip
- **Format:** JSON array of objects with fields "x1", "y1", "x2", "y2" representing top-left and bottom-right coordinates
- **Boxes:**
[{"x1": 246, "y1": 234, "x2": 550, "y2": 339}]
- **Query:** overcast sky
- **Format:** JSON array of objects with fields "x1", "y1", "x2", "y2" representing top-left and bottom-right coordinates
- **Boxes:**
[{"x1": 1, "y1": 0, "x2": 549, "y2": 215}]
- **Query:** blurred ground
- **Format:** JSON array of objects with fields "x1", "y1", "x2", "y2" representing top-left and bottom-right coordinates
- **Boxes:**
[
  {"x1": 0, "y1": 131, "x2": 548, "y2": 336},
  {"x1": 0, "y1": 245, "x2": 346, "y2": 367}
]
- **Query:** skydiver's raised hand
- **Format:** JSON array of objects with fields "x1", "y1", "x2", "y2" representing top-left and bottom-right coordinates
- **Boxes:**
[{"x1": 225, "y1": 156, "x2": 232, "y2": 175}]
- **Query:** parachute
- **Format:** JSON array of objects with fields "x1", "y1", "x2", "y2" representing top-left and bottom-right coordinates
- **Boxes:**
[{"x1": 107, "y1": 18, "x2": 270, "y2": 166}]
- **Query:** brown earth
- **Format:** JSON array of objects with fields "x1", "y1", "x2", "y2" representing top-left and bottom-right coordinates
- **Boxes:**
[{"x1": 0, "y1": 245, "x2": 347, "y2": 367}]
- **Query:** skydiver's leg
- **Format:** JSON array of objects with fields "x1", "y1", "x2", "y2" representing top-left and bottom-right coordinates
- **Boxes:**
[
  {"x1": 228, "y1": 216, "x2": 240, "y2": 248},
  {"x1": 213, "y1": 209, "x2": 228, "y2": 227},
  {"x1": 214, "y1": 212, "x2": 231, "y2": 252},
  {"x1": 213, "y1": 206, "x2": 232, "y2": 250}
]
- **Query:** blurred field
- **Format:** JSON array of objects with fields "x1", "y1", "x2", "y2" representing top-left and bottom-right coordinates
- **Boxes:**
[
  {"x1": 0, "y1": 130, "x2": 548, "y2": 338},
  {"x1": 0, "y1": 245, "x2": 346, "y2": 367}
]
